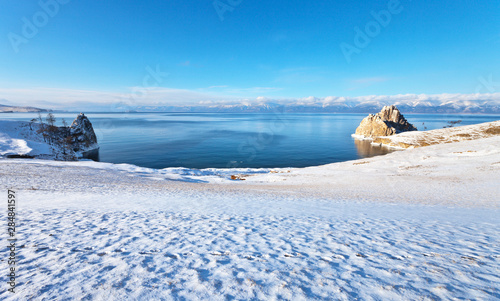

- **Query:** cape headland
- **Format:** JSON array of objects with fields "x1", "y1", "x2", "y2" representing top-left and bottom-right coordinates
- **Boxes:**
[
  {"x1": 371, "y1": 120, "x2": 500, "y2": 149},
  {"x1": 0, "y1": 113, "x2": 99, "y2": 160},
  {"x1": 352, "y1": 105, "x2": 500, "y2": 149}
]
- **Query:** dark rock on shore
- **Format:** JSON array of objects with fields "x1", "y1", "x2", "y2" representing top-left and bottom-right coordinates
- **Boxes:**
[
  {"x1": 68, "y1": 113, "x2": 98, "y2": 153},
  {"x1": 39, "y1": 113, "x2": 99, "y2": 160}
]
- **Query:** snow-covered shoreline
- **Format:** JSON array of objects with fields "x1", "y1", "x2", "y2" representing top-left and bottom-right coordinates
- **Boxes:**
[
  {"x1": 2, "y1": 133, "x2": 499, "y2": 207},
  {"x1": 0, "y1": 117, "x2": 99, "y2": 160},
  {"x1": 1, "y1": 121, "x2": 499, "y2": 300},
  {"x1": 367, "y1": 120, "x2": 500, "y2": 149}
]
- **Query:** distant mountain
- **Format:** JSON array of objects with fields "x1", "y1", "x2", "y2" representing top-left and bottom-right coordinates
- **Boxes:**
[
  {"x1": 120, "y1": 99, "x2": 500, "y2": 114},
  {"x1": 3, "y1": 94, "x2": 499, "y2": 114},
  {"x1": 0, "y1": 104, "x2": 51, "y2": 113}
]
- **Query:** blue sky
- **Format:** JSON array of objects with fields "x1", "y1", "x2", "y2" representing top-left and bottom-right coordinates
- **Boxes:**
[{"x1": 0, "y1": 0, "x2": 499, "y2": 109}]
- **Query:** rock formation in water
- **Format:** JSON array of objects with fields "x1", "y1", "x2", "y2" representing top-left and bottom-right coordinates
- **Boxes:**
[
  {"x1": 1, "y1": 113, "x2": 99, "y2": 161},
  {"x1": 43, "y1": 113, "x2": 99, "y2": 160},
  {"x1": 354, "y1": 105, "x2": 417, "y2": 138},
  {"x1": 68, "y1": 113, "x2": 98, "y2": 153}
]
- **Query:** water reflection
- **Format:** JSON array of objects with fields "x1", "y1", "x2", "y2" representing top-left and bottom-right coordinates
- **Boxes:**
[{"x1": 354, "y1": 139, "x2": 395, "y2": 158}]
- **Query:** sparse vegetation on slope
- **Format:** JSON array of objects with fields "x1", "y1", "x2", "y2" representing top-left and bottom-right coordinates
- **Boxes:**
[{"x1": 372, "y1": 120, "x2": 500, "y2": 149}]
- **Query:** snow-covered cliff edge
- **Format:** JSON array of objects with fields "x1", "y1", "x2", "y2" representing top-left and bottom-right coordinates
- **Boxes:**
[
  {"x1": 370, "y1": 120, "x2": 500, "y2": 149},
  {"x1": 0, "y1": 113, "x2": 99, "y2": 160}
]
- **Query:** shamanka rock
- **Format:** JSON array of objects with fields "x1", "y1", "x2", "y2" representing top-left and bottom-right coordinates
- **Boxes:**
[
  {"x1": 2, "y1": 113, "x2": 99, "y2": 161},
  {"x1": 354, "y1": 105, "x2": 417, "y2": 138},
  {"x1": 68, "y1": 113, "x2": 99, "y2": 153}
]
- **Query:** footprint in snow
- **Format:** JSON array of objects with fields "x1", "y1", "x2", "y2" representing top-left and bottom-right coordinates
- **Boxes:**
[
  {"x1": 211, "y1": 251, "x2": 230, "y2": 256},
  {"x1": 461, "y1": 255, "x2": 477, "y2": 261},
  {"x1": 423, "y1": 253, "x2": 440, "y2": 257},
  {"x1": 139, "y1": 249, "x2": 160, "y2": 255},
  {"x1": 36, "y1": 246, "x2": 50, "y2": 252}
]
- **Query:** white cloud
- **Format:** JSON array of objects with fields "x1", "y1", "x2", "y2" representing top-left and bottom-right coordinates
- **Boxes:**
[
  {"x1": 1, "y1": 86, "x2": 499, "y2": 111},
  {"x1": 0, "y1": 86, "x2": 232, "y2": 110}
]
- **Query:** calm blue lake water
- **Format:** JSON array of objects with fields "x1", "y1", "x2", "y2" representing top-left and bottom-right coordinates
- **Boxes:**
[{"x1": 2, "y1": 112, "x2": 499, "y2": 169}]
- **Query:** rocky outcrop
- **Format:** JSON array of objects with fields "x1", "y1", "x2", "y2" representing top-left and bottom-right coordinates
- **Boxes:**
[
  {"x1": 50, "y1": 113, "x2": 99, "y2": 159},
  {"x1": 0, "y1": 113, "x2": 99, "y2": 161},
  {"x1": 354, "y1": 105, "x2": 417, "y2": 138},
  {"x1": 68, "y1": 113, "x2": 98, "y2": 153},
  {"x1": 372, "y1": 120, "x2": 500, "y2": 149}
]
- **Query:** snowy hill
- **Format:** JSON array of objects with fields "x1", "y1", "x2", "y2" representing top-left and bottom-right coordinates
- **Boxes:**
[
  {"x1": 371, "y1": 120, "x2": 500, "y2": 149},
  {"x1": 0, "y1": 104, "x2": 50, "y2": 113},
  {"x1": 0, "y1": 120, "x2": 54, "y2": 158},
  {"x1": 0, "y1": 114, "x2": 99, "y2": 160}
]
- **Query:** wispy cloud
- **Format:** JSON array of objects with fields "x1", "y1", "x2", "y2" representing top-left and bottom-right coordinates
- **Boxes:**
[
  {"x1": 318, "y1": 93, "x2": 500, "y2": 108},
  {"x1": 0, "y1": 86, "x2": 231, "y2": 110},
  {"x1": 0, "y1": 87, "x2": 120, "y2": 108},
  {"x1": 1, "y1": 86, "x2": 499, "y2": 111}
]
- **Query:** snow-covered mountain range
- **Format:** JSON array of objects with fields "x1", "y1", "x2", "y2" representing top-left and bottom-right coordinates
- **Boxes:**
[
  {"x1": 2, "y1": 92, "x2": 500, "y2": 113},
  {"x1": 116, "y1": 97, "x2": 500, "y2": 114}
]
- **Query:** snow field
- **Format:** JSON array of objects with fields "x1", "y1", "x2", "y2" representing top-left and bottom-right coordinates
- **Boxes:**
[
  {"x1": 0, "y1": 121, "x2": 499, "y2": 300},
  {"x1": 1, "y1": 207, "x2": 499, "y2": 300}
]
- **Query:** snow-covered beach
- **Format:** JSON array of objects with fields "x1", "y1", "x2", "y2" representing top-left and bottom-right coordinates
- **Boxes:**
[
  {"x1": 1, "y1": 119, "x2": 499, "y2": 300},
  {"x1": 3, "y1": 0, "x2": 500, "y2": 298}
]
